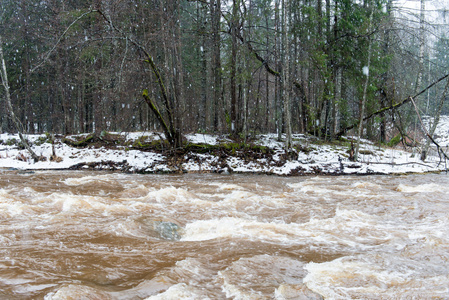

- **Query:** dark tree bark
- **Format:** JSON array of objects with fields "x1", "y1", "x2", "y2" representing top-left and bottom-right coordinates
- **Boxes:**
[
  {"x1": 230, "y1": 0, "x2": 239, "y2": 135},
  {"x1": 0, "y1": 35, "x2": 40, "y2": 162},
  {"x1": 211, "y1": 0, "x2": 222, "y2": 132}
]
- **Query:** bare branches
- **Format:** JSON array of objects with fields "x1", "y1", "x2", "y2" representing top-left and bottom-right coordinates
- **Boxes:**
[
  {"x1": 31, "y1": 10, "x2": 96, "y2": 73},
  {"x1": 409, "y1": 90, "x2": 449, "y2": 165},
  {"x1": 336, "y1": 73, "x2": 449, "y2": 137},
  {"x1": 95, "y1": 9, "x2": 179, "y2": 148},
  {"x1": 0, "y1": 35, "x2": 40, "y2": 162}
]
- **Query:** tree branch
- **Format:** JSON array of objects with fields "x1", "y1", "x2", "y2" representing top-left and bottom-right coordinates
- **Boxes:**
[
  {"x1": 94, "y1": 9, "x2": 178, "y2": 147},
  {"x1": 142, "y1": 90, "x2": 174, "y2": 145},
  {"x1": 409, "y1": 95, "x2": 449, "y2": 165},
  {"x1": 336, "y1": 73, "x2": 449, "y2": 137},
  {"x1": 31, "y1": 10, "x2": 95, "y2": 73},
  {"x1": 0, "y1": 35, "x2": 40, "y2": 162}
]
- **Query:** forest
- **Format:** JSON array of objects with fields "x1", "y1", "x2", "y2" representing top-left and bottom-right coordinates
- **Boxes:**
[{"x1": 0, "y1": 0, "x2": 448, "y2": 153}]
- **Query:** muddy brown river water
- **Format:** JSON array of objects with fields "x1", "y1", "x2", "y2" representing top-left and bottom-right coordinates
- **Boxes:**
[{"x1": 0, "y1": 170, "x2": 448, "y2": 299}]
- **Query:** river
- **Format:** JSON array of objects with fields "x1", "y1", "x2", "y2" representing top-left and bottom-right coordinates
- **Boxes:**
[{"x1": 0, "y1": 170, "x2": 448, "y2": 299}]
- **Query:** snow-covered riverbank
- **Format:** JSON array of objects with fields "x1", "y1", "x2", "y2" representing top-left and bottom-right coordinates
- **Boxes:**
[{"x1": 0, "y1": 129, "x2": 447, "y2": 175}]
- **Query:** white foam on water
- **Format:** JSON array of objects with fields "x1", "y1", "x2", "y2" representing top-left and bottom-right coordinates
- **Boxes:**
[
  {"x1": 208, "y1": 182, "x2": 244, "y2": 191},
  {"x1": 351, "y1": 181, "x2": 382, "y2": 190},
  {"x1": 48, "y1": 193, "x2": 108, "y2": 213},
  {"x1": 107, "y1": 219, "x2": 143, "y2": 238},
  {"x1": 140, "y1": 258, "x2": 218, "y2": 299},
  {"x1": 174, "y1": 258, "x2": 206, "y2": 279},
  {"x1": 219, "y1": 190, "x2": 265, "y2": 209},
  {"x1": 140, "y1": 187, "x2": 216, "y2": 213},
  {"x1": 304, "y1": 254, "x2": 449, "y2": 299},
  {"x1": 0, "y1": 202, "x2": 25, "y2": 217},
  {"x1": 0, "y1": 189, "x2": 39, "y2": 217},
  {"x1": 144, "y1": 283, "x2": 203, "y2": 300},
  {"x1": 0, "y1": 235, "x2": 15, "y2": 246},
  {"x1": 109, "y1": 277, "x2": 172, "y2": 299},
  {"x1": 15, "y1": 283, "x2": 57, "y2": 294},
  {"x1": 45, "y1": 284, "x2": 111, "y2": 300},
  {"x1": 289, "y1": 181, "x2": 334, "y2": 195},
  {"x1": 290, "y1": 178, "x2": 386, "y2": 202},
  {"x1": 0, "y1": 188, "x2": 17, "y2": 203},
  {"x1": 396, "y1": 183, "x2": 447, "y2": 193},
  {"x1": 145, "y1": 187, "x2": 195, "y2": 203},
  {"x1": 182, "y1": 217, "x2": 289, "y2": 242},
  {"x1": 274, "y1": 283, "x2": 323, "y2": 300},
  {"x1": 115, "y1": 184, "x2": 150, "y2": 198},
  {"x1": 182, "y1": 209, "x2": 404, "y2": 253},
  {"x1": 62, "y1": 174, "x2": 117, "y2": 186},
  {"x1": 218, "y1": 255, "x2": 306, "y2": 299},
  {"x1": 0, "y1": 277, "x2": 32, "y2": 285}
]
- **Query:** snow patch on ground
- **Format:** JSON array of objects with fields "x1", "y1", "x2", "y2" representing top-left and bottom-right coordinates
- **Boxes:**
[
  {"x1": 422, "y1": 116, "x2": 449, "y2": 147},
  {"x1": 1, "y1": 118, "x2": 449, "y2": 175}
]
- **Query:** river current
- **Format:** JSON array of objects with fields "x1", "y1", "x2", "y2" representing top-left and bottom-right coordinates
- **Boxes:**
[{"x1": 0, "y1": 171, "x2": 448, "y2": 299}]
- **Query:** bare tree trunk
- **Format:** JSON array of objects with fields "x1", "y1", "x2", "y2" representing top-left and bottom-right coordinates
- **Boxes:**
[
  {"x1": 416, "y1": 0, "x2": 426, "y2": 95},
  {"x1": 421, "y1": 79, "x2": 449, "y2": 160},
  {"x1": 211, "y1": 0, "x2": 222, "y2": 132},
  {"x1": 199, "y1": 1, "x2": 208, "y2": 131},
  {"x1": 333, "y1": 68, "x2": 341, "y2": 136},
  {"x1": 265, "y1": 13, "x2": 270, "y2": 132},
  {"x1": 230, "y1": 0, "x2": 238, "y2": 135},
  {"x1": 379, "y1": 0, "x2": 393, "y2": 144},
  {"x1": 275, "y1": 0, "x2": 282, "y2": 141},
  {"x1": 171, "y1": 0, "x2": 185, "y2": 147},
  {"x1": 354, "y1": 9, "x2": 374, "y2": 161},
  {"x1": 282, "y1": 0, "x2": 292, "y2": 149},
  {"x1": 0, "y1": 35, "x2": 39, "y2": 162},
  {"x1": 242, "y1": 4, "x2": 249, "y2": 141}
]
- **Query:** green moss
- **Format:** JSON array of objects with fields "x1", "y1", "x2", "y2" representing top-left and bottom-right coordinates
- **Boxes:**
[
  {"x1": 5, "y1": 138, "x2": 18, "y2": 146},
  {"x1": 131, "y1": 136, "x2": 165, "y2": 150},
  {"x1": 63, "y1": 134, "x2": 95, "y2": 147},
  {"x1": 387, "y1": 134, "x2": 401, "y2": 147},
  {"x1": 184, "y1": 143, "x2": 215, "y2": 153},
  {"x1": 35, "y1": 133, "x2": 53, "y2": 146},
  {"x1": 183, "y1": 141, "x2": 271, "y2": 157}
]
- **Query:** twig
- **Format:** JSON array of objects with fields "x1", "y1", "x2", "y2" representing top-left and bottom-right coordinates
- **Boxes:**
[
  {"x1": 409, "y1": 96, "x2": 449, "y2": 168},
  {"x1": 31, "y1": 10, "x2": 96, "y2": 73},
  {"x1": 354, "y1": 161, "x2": 439, "y2": 168},
  {"x1": 337, "y1": 73, "x2": 449, "y2": 137}
]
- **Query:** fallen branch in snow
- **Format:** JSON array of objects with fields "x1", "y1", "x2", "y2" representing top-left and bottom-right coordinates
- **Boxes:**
[{"x1": 355, "y1": 161, "x2": 439, "y2": 169}]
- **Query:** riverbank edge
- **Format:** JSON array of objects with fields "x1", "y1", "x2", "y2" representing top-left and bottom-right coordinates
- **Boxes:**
[
  {"x1": 7, "y1": 166, "x2": 442, "y2": 177},
  {"x1": 0, "y1": 132, "x2": 446, "y2": 176}
]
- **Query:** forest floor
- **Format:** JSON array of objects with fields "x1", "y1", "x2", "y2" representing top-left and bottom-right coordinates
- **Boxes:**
[{"x1": 1, "y1": 117, "x2": 449, "y2": 176}]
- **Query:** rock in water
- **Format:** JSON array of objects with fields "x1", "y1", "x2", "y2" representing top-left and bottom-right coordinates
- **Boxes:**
[
  {"x1": 136, "y1": 217, "x2": 183, "y2": 241},
  {"x1": 153, "y1": 221, "x2": 182, "y2": 241}
]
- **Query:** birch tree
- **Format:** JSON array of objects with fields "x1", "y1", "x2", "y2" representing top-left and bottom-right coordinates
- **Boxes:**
[
  {"x1": 354, "y1": 9, "x2": 374, "y2": 161},
  {"x1": 0, "y1": 35, "x2": 39, "y2": 162}
]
